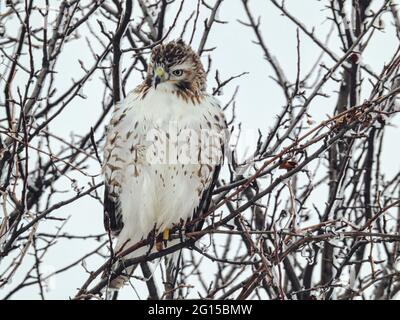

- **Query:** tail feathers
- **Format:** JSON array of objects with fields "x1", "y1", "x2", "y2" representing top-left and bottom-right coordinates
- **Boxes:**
[
  {"x1": 164, "y1": 250, "x2": 182, "y2": 299},
  {"x1": 102, "y1": 238, "x2": 183, "y2": 295},
  {"x1": 102, "y1": 238, "x2": 148, "y2": 290},
  {"x1": 102, "y1": 262, "x2": 137, "y2": 290}
]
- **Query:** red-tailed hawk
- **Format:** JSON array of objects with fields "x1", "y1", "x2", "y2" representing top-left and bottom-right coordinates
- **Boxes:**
[{"x1": 103, "y1": 40, "x2": 227, "y2": 288}]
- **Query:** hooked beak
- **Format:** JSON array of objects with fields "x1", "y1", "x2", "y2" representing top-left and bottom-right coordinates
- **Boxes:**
[{"x1": 153, "y1": 66, "x2": 166, "y2": 89}]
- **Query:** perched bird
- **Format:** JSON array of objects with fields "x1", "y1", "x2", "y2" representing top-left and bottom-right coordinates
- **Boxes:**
[{"x1": 102, "y1": 40, "x2": 227, "y2": 289}]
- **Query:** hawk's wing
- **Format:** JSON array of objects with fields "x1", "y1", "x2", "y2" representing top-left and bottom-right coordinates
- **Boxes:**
[
  {"x1": 103, "y1": 113, "x2": 124, "y2": 236},
  {"x1": 191, "y1": 96, "x2": 228, "y2": 231},
  {"x1": 102, "y1": 92, "x2": 140, "y2": 236},
  {"x1": 191, "y1": 162, "x2": 222, "y2": 232},
  {"x1": 103, "y1": 184, "x2": 123, "y2": 236}
]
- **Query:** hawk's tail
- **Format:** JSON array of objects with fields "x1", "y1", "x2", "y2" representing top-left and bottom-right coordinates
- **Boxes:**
[
  {"x1": 163, "y1": 250, "x2": 181, "y2": 299},
  {"x1": 101, "y1": 238, "x2": 147, "y2": 292},
  {"x1": 102, "y1": 263, "x2": 137, "y2": 290},
  {"x1": 101, "y1": 238, "x2": 183, "y2": 297}
]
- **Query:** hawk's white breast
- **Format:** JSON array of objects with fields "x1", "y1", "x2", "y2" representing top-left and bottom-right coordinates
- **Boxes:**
[{"x1": 103, "y1": 86, "x2": 227, "y2": 253}]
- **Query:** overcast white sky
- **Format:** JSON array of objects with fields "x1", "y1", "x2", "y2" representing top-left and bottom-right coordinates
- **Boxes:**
[{"x1": 1, "y1": 0, "x2": 399, "y2": 299}]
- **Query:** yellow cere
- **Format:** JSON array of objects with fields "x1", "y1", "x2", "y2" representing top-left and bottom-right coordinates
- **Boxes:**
[{"x1": 155, "y1": 66, "x2": 166, "y2": 79}]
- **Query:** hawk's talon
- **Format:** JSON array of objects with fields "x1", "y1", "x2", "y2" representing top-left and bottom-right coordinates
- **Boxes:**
[
  {"x1": 162, "y1": 228, "x2": 170, "y2": 241},
  {"x1": 162, "y1": 228, "x2": 170, "y2": 247},
  {"x1": 155, "y1": 229, "x2": 170, "y2": 251}
]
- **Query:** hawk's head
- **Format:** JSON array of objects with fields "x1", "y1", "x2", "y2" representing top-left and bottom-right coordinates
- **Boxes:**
[{"x1": 146, "y1": 40, "x2": 206, "y2": 97}]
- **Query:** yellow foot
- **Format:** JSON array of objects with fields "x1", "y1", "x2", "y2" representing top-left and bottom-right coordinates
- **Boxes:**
[
  {"x1": 162, "y1": 228, "x2": 170, "y2": 241},
  {"x1": 155, "y1": 229, "x2": 170, "y2": 251}
]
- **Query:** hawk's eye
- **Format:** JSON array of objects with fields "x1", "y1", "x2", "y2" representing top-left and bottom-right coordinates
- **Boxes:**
[{"x1": 172, "y1": 69, "x2": 183, "y2": 77}]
